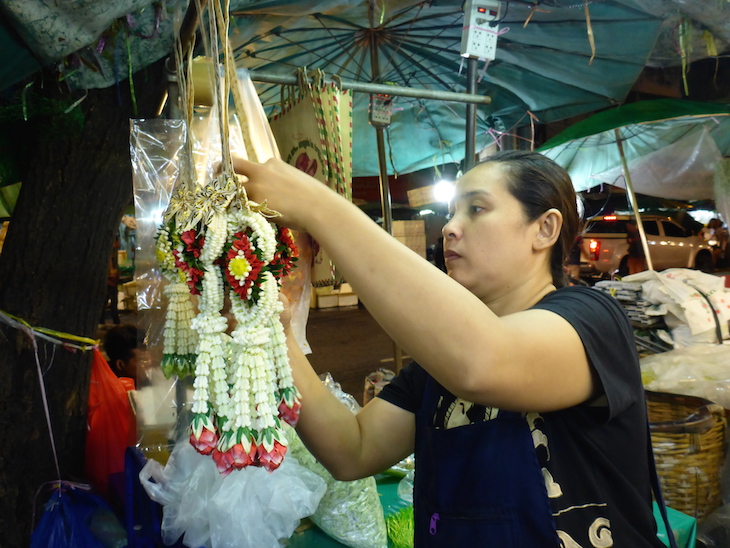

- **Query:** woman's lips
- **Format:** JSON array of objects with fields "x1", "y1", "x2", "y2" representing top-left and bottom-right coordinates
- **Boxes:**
[{"x1": 443, "y1": 250, "x2": 461, "y2": 261}]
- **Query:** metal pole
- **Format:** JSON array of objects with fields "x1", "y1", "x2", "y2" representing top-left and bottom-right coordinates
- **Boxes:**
[
  {"x1": 369, "y1": 30, "x2": 393, "y2": 236},
  {"x1": 464, "y1": 57, "x2": 478, "y2": 170},
  {"x1": 368, "y1": 9, "x2": 402, "y2": 371},
  {"x1": 614, "y1": 129, "x2": 653, "y2": 270},
  {"x1": 375, "y1": 129, "x2": 393, "y2": 234},
  {"x1": 247, "y1": 70, "x2": 491, "y2": 106}
]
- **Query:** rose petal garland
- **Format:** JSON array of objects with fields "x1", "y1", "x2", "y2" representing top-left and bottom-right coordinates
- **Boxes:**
[{"x1": 159, "y1": 201, "x2": 301, "y2": 475}]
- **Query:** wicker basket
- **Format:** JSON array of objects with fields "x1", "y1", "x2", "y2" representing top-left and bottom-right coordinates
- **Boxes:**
[{"x1": 646, "y1": 390, "x2": 727, "y2": 520}]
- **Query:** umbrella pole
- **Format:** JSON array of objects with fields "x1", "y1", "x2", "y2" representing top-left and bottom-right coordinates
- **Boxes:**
[
  {"x1": 375, "y1": 128, "x2": 394, "y2": 234},
  {"x1": 369, "y1": 16, "x2": 401, "y2": 371},
  {"x1": 368, "y1": 32, "x2": 394, "y2": 236},
  {"x1": 614, "y1": 129, "x2": 653, "y2": 271},
  {"x1": 464, "y1": 58, "x2": 478, "y2": 170}
]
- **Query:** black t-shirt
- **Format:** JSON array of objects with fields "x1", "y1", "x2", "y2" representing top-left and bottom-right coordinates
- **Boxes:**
[{"x1": 378, "y1": 286, "x2": 664, "y2": 547}]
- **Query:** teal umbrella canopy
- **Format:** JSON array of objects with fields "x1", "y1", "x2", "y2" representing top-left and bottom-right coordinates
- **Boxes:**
[
  {"x1": 539, "y1": 99, "x2": 730, "y2": 198},
  {"x1": 229, "y1": 0, "x2": 662, "y2": 176}
]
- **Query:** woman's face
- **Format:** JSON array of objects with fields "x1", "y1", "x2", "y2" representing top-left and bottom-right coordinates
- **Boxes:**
[{"x1": 441, "y1": 163, "x2": 540, "y2": 301}]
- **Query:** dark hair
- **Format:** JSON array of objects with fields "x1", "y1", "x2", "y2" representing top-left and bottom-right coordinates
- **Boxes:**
[
  {"x1": 475, "y1": 150, "x2": 581, "y2": 288},
  {"x1": 104, "y1": 324, "x2": 138, "y2": 365}
]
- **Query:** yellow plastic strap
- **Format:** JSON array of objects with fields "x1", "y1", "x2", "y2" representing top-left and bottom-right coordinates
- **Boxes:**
[{"x1": 1, "y1": 309, "x2": 99, "y2": 347}]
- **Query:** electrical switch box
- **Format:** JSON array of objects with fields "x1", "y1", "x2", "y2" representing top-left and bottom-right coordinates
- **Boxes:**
[
  {"x1": 460, "y1": 0, "x2": 501, "y2": 60},
  {"x1": 369, "y1": 93, "x2": 393, "y2": 127}
]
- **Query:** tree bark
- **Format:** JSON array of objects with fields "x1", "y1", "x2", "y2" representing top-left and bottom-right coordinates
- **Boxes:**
[{"x1": 0, "y1": 61, "x2": 166, "y2": 546}]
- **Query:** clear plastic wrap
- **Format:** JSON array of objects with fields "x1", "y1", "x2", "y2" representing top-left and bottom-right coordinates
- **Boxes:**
[
  {"x1": 129, "y1": 68, "x2": 320, "y2": 545},
  {"x1": 593, "y1": 128, "x2": 721, "y2": 201},
  {"x1": 641, "y1": 344, "x2": 730, "y2": 409},
  {"x1": 283, "y1": 374, "x2": 389, "y2": 548},
  {"x1": 139, "y1": 440, "x2": 326, "y2": 548}
]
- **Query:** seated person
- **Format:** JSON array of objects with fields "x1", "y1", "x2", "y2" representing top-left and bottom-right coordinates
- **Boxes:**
[{"x1": 104, "y1": 324, "x2": 147, "y2": 389}]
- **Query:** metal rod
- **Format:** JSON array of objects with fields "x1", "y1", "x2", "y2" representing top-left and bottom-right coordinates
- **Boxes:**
[
  {"x1": 375, "y1": 127, "x2": 393, "y2": 233},
  {"x1": 464, "y1": 57, "x2": 478, "y2": 170},
  {"x1": 369, "y1": 28, "x2": 394, "y2": 236},
  {"x1": 614, "y1": 129, "x2": 654, "y2": 271},
  {"x1": 247, "y1": 70, "x2": 491, "y2": 105}
]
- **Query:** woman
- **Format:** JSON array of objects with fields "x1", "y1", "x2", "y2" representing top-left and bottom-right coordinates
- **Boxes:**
[{"x1": 233, "y1": 150, "x2": 665, "y2": 547}]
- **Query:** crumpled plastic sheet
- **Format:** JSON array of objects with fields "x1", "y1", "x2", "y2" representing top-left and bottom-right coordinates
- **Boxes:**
[
  {"x1": 281, "y1": 373, "x2": 388, "y2": 548},
  {"x1": 139, "y1": 441, "x2": 326, "y2": 548},
  {"x1": 641, "y1": 343, "x2": 730, "y2": 409}
]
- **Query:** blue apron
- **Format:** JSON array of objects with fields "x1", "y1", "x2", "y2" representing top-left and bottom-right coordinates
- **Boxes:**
[{"x1": 413, "y1": 377, "x2": 559, "y2": 547}]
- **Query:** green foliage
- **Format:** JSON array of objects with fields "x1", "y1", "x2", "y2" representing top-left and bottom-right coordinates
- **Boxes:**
[{"x1": 386, "y1": 505, "x2": 414, "y2": 548}]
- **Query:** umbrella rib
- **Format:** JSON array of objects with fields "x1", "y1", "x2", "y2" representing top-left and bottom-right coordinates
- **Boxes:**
[
  {"x1": 314, "y1": 39, "x2": 366, "y2": 81},
  {"x1": 236, "y1": 28, "x2": 354, "y2": 57},
  {"x1": 380, "y1": 1, "x2": 435, "y2": 28},
  {"x1": 386, "y1": 9, "x2": 463, "y2": 30},
  {"x1": 379, "y1": 2, "x2": 427, "y2": 78},
  {"x1": 353, "y1": 45, "x2": 371, "y2": 82},
  {"x1": 251, "y1": 32, "x2": 360, "y2": 79},
  {"x1": 312, "y1": 14, "x2": 370, "y2": 80},
  {"x1": 379, "y1": 40, "x2": 455, "y2": 91},
  {"x1": 314, "y1": 13, "x2": 368, "y2": 31},
  {"x1": 390, "y1": 39, "x2": 468, "y2": 90}
]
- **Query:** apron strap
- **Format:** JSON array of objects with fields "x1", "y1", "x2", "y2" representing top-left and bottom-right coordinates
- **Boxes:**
[{"x1": 647, "y1": 422, "x2": 679, "y2": 548}]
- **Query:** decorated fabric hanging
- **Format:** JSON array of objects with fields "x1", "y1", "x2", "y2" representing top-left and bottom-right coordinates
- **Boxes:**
[
  {"x1": 269, "y1": 68, "x2": 352, "y2": 288},
  {"x1": 269, "y1": 71, "x2": 329, "y2": 185},
  {"x1": 154, "y1": 0, "x2": 301, "y2": 475}
]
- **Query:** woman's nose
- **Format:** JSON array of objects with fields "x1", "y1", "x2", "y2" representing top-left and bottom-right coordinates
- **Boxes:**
[{"x1": 442, "y1": 217, "x2": 459, "y2": 239}]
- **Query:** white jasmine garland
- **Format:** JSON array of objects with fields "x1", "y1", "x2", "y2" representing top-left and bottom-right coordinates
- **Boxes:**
[{"x1": 159, "y1": 174, "x2": 300, "y2": 472}]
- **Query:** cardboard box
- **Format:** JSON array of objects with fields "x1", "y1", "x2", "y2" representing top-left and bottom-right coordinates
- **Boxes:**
[
  {"x1": 392, "y1": 220, "x2": 425, "y2": 237},
  {"x1": 316, "y1": 294, "x2": 339, "y2": 308},
  {"x1": 338, "y1": 293, "x2": 359, "y2": 307}
]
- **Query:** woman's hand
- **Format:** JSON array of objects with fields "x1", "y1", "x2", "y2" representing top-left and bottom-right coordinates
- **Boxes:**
[{"x1": 232, "y1": 156, "x2": 333, "y2": 231}]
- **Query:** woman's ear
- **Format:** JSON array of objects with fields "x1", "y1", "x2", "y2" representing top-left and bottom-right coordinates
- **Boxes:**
[{"x1": 534, "y1": 208, "x2": 562, "y2": 251}]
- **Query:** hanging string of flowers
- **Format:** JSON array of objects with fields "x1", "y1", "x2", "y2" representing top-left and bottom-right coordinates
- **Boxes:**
[{"x1": 156, "y1": 0, "x2": 301, "y2": 474}]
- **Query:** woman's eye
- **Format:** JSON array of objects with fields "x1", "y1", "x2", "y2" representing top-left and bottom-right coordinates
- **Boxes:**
[{"x1": 469, "y1": 205, "x2": 484, "y2": 214}]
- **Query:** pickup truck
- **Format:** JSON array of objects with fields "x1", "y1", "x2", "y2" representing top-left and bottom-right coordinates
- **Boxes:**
[{"x1": 580, "y1": 214, "x2": 714, "y2": 278}]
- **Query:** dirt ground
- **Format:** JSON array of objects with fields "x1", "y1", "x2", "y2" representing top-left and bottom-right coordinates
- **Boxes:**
[{"x1": 302, "y1": 303, "x2": 405, "y2": 406}]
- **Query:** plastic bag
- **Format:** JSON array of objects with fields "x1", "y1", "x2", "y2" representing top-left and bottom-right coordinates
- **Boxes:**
[
  {"x1": 640, "y1": 344, "x2": 730, "y2": 408},
  {"x1": 85, "y1": 348, "x2": 136, "y2": 496},
  {"x1": 30, "y1": 485, "x2": 127, "y2": 548},
  {"x1": 139, "y1": 440, "x2": 326, "y2": 548},
  {"x1": 283, "y1": 373, "x2": 388, "y2": 548}
]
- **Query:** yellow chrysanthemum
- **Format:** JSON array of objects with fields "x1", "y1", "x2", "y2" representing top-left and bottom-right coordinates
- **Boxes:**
[{"x1": 229, "y1": 256, "x2": 251, "y2": 279}]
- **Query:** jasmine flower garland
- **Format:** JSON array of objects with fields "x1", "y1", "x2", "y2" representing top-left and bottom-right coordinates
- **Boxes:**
[
  {"x1": 161, "y1": 189, "x2": 301, "y2": 474},
  {"x1": 156, "y1": 221, "x2": 199, "y2": 379}
]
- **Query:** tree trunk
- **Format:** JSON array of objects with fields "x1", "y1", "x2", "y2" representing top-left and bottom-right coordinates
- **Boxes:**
[{"x1": 0, "y1": 61, "x2": 166, "y2": 546}]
